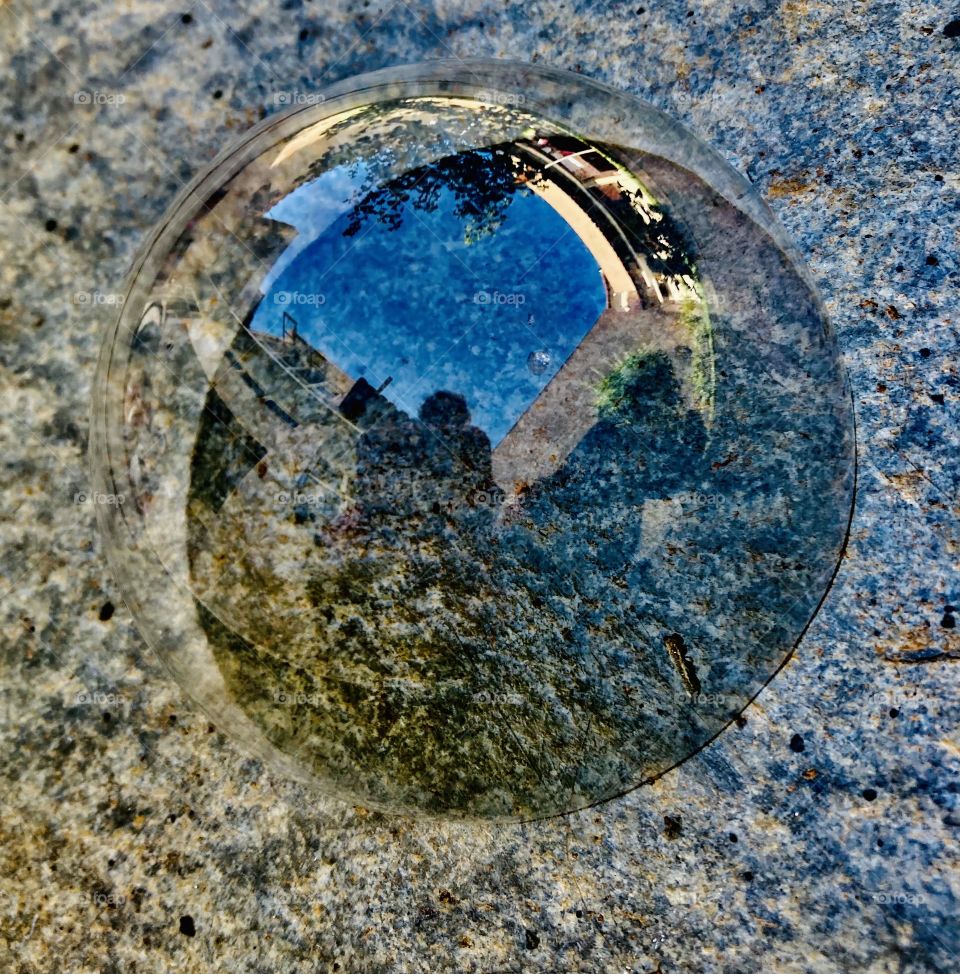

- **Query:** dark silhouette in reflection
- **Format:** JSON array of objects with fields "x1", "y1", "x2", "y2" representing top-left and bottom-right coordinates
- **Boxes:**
[{"x1": 277, "y1": 351, "x2": 711, "y2": 814}]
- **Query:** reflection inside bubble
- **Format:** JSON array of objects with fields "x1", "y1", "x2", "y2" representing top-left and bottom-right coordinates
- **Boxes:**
[{"x1": 105, "y1": 91, "x2": 854, "y2": 819}]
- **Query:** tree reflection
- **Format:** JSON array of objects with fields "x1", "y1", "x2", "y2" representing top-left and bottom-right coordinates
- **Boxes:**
[{"x1": 343, "y1": 145, "x2": 543, "y2": 242}]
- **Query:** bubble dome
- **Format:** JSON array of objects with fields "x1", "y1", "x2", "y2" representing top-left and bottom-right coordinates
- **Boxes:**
[{"x1": 91, "y1": 60, "x2": 855, "y2": 820}]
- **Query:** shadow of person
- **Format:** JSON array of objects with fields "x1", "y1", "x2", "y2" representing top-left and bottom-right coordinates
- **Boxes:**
[
  {"x1": 519, "y1": 349, "x2": 709, "y2": 581},
  {"x1": 202, "y1": 362, "x2": 712, "y2": 816},
  {"x1": 350, "y1": 389, "x2": 503, "y2": 534}
]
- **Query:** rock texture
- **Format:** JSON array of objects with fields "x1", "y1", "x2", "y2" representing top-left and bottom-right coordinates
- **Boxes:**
[{"x1": 0, "y1": 2, "x2": 957, "y2": 973}]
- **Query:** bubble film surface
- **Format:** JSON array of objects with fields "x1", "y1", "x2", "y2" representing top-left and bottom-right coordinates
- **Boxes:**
[{"x1": 92, "y1": 62, "x2": 855, "y2": 820}]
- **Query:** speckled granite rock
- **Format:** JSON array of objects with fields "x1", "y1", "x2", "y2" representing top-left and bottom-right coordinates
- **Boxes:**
[{"x1": 0, "y1": 2, "x2": 957, "y2": 973}]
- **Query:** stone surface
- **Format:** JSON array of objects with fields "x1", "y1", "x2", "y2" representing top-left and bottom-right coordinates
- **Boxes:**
[{"x1": 0, "y1": 2, "x2": 957, "y2": 973}]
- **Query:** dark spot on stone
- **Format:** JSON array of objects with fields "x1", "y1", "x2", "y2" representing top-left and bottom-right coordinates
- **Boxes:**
[
  {"x1": 895, "y1": 264, "x2": 904, "y2": 272},
  {"x1": 299, "y1": 27, "x2": 310, "y2": 40},
  {"x1": 179, "y1": 914, "x2": 196, "y2": 936},
  {"x1": 862, "y1": 787, "x2": 878, "y2": 801},
  {"x1": 790, "y1": 733, "x2": 805, "y2": 753},
  {"x1": 663, "y1": 814, "x2": 682, "y2": 839},
  {"x1": 15, "y1": 131, "x2": 24, "y2": 141},
  {"x1": 201, "y1": 37, "x2": 213, "y2": 49},
  {"x1": 181, "y1": 12, "x2": 193, "y2": 24},
  {"x1": 919, "y1": 347, "x2": 932, "y2": 357},
  {"x1": 212, "y1": 89, "x2": 223, "y2": 100},
  {"x1": 575, "y1": 909, "x2": 583, "y2": 918},
  {"x1": 168, "y1": 714, "x2": 177, "y2": 725},
  {"x1": 99, "y1": 601, "x2": 115, "y2": 622},
  {"x1": 68, "y1": 143, "x2": 79, "y2": 153},
  {"x1": 636, "y1": 6, "x2": 646, "y2": 12},
  {"x1": 926, "y1": 255, "x2": 939, "y2": 266},
  {"x1": 735, "y1": 714, "x2": 748, "y2": 728},
  {"x1": 107, "y1": 858, "x2": 115, "y2": 867},
  {"x1": 167, "y1": 813, "x2": 178, "y2": 823},
  {"x1": 207, "y1": 723, "x2": 215, "y2": 733},
  {"x1": 934, "y1": 173, "x2": 944, "y2": 182},
  {"x1": 524, "y1": 929, "x2": 540, "y2": 949},
  {"x1": 944, "y1": 19, "x2": 960, "y2": 37},
  {"x1": 110, "y1": 801, "x2": 137, "y2": 829},
  {"x1": 889, "y1": 707, "x2": 900, "y2": 718},
  {"x1": 256, "y1": 460, "x2": 268, "y2": 478},
  {"x1": 941, "y1": 612, "x2": 956, "y2": 629},
  {"x1": 44, "y1": 218, "x2": 58, "y2": 232},
  {"x1": 728, "y1": 832, "x2": 738, "y2": 843},
  {"x1": 929, "y1": 393, "x2": 945, "y2": 405},
  {"x1": 102, "y1": 711, "x2": 112, "y2": 723},
  {"x1": 741, "y1": 870, "x2": 754, "y2": 881}
]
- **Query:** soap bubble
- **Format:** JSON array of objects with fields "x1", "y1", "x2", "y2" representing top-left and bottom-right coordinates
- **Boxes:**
[{"x1": 91, "y1": 61, "x2": 854, "y2": 820}]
